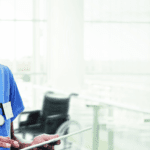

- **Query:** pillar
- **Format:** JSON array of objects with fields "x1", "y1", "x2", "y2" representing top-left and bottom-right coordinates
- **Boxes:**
[{"x1": 47, "y1": 0, "x2": 84, "y2": 93}]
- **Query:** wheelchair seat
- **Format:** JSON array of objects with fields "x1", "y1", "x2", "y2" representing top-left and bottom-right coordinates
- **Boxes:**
[{"x1": 15, "y1": 91, "x2": 71, "y2": 139}]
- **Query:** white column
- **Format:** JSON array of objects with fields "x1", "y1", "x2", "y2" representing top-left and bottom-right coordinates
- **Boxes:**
[
  {"x1": 47, "y1": 0, "x2": 84, "y2": 93},
  {"x1": 31, "y1": 0, "x2": 40, "y2": 109}
]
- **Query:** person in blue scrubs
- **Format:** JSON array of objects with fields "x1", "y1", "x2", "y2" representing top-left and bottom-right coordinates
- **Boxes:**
[{"x1": 0, "y1": 64, "x2": 60, "y2": 150}]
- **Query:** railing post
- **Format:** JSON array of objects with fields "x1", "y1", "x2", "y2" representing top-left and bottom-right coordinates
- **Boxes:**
[
  {"x1": 93, "y1": 105, "x2": 100, "y2": 150},
  {"x1": 108, "y1": 107, "x2": 114, "y2": 150},
  {"x1": 87, "y1": 103, "x2": 101, "y2": 150}
]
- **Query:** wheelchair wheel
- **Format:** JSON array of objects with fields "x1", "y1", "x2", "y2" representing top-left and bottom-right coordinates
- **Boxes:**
[{"x1": 55, "y1": 120, "x2": 83, "y2": 150}]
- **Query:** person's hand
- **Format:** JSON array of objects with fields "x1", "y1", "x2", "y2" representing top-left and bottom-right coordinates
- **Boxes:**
[
  {"x1": 0, "y1": 136, "x2": 19, "y2": 148},
  {"x1": 31, "y1": 134, "x2": 61, "y2": 150}
]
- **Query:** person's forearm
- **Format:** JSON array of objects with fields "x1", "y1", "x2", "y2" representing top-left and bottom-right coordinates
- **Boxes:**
[
  {"x1": 11, "y1": 122, "x2": 46, "y2": 150},
  {"x1": 11, "y1": 122, "x2": 32, "y2": 149},
  {"x1": 12, "y1": 134, "x2": 32, "y2": 149}
]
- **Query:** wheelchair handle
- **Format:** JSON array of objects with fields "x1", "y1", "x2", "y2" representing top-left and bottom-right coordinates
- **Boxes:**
[{"x1": 69, "y1": 93, "x2": 79, "y2": 97}]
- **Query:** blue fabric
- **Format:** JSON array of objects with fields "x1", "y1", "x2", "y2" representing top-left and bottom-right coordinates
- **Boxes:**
[{"x1": 0, "y1": 64, "x2": 25, "y2": 150}]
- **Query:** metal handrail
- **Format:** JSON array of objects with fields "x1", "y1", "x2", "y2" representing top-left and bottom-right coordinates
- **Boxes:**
[
  {"x1": 79, "y1": 94, "x2": 150, "y2": 114},
  {"x1": 33, "y1": 84, "x2": 150, "y2": 114}
]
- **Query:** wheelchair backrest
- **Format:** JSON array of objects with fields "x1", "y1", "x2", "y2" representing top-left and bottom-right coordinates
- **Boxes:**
[{"x1": 41, "y1": 92, "x2": 70, "y2": 120}]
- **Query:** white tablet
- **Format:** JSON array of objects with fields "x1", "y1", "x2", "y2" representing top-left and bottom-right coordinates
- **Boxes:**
[{"x1": 20, "y1": 126, "x2": 92, "y2": 150}]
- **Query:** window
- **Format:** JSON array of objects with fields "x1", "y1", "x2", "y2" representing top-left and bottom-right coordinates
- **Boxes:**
[
  {"x1": 84, "y1": 0, "x2": 150, "y2": 111},
  {"x1": 84, "y1": 0, "x2": 150, "y2": 74},
  {"x1": 0, "y1": 0, "x2": 48, "y2": 111}
]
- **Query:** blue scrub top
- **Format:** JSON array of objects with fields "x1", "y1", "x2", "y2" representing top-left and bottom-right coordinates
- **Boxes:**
[{"x1": 0, "y1": 64, "x2": 25, "y2": 150}]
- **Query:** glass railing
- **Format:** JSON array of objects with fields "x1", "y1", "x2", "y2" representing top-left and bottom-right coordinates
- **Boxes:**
[{"x1": 31, "y1": 84, "x2": 150, "y2": 150}]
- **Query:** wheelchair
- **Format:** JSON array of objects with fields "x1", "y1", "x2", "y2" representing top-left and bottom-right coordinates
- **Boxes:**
[{"x1": 14, "y1": 91, "x2": 82, "y2": 150}]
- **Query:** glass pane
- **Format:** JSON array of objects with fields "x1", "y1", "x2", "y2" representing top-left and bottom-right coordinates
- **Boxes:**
[
  {"x1": 39, "y1": 0, "x2": 47, "y2": 20},
  {"x1": 15, "y1": 0, "x2": 33, "y2": 20},
  {"x1": 0, "y1": 0, "x2": 15, "y2": 19},
  {"x1": 84, "y1": 0, "x2": 150, "y2": 22},
  {"x1": 84, "y1": 0, "x2": 92, "y2": 21},
  {"x1": 39, "y1": 22, "x2": 47, "y2": 72},
  {"x1": 84, "y1": 23, "x2": 150, "y2": 74},
  {"x1": 14, "y1": 22, "x2": 33, "y2": 112},
  {"x1": 15, "y1": 75, "x2": 33, "y2": 109},
  {"x1": 0, "y1": 22, "x2": 15, "y2": 60},
  {"x1": 84, "y1": 23, "x2": 150, "y2": 61},
  {"x1": 15, "y1": 22, "x2": 33, "y2": 60}
]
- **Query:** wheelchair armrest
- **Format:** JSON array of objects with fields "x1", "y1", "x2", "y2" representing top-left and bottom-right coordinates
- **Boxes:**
[
  {"x1": 23, "y1": 123, "x2": 41, "y2": 128},
  {"x1": 14, "y1": 123, "x2": 42, "y2": 134},
  {"x1": 46, "y1": 114, "x2": 69, "y2": 121},
  {"x1": 20, "y1": 110, "x2": 41, "y2": 115},
  {"x1": 18, "y1": 110, "x2": 41, "y2": 127}
]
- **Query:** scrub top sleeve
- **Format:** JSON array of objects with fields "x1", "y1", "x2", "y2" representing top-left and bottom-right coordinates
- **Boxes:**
[{"x1": 8, "y1": 67, "x2": 25, "y2": 123}]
